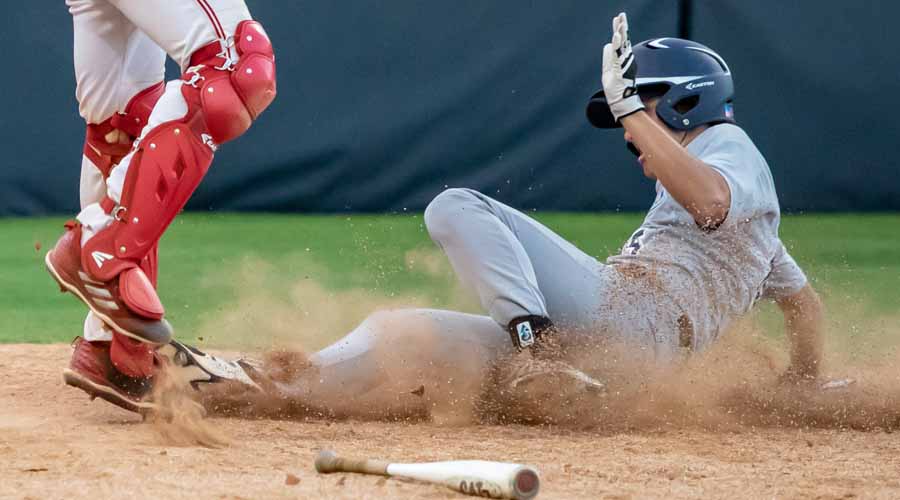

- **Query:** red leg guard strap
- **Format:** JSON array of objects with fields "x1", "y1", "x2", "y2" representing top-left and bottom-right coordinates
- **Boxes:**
[{"x1": 99, "y1": 196, "x2": 117, "y2": 213}]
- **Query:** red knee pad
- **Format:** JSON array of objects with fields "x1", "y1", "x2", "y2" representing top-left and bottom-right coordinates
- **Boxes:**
[
  {"x1": 83, "y1": 82, "x2": 165, "y2": 179},
  {"x1": 232, "y1": 21, "x2": 277, "y2": 119},
  {"x1": 111, "y1": 82, "x2": 166, "y2": 138},
  {"x1": 186, "y1": 20, "x2": 277, "y2": 144}
]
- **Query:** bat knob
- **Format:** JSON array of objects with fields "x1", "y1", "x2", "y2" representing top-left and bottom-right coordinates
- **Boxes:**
[{"x1": 314, "y1": 449, "x2": 340, "y2": 473}]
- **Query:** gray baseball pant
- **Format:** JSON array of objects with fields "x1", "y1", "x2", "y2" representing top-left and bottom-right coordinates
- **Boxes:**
[
  {"x1": 424, "y1": 188, "x2": 678, "y2": 354},
  {"x1": 298, "y1": 189, "x2": 681, "y2": 420}
]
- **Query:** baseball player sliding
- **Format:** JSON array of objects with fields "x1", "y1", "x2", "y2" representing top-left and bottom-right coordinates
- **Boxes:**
[
  {"x1": 249, "y1": 13, "x2": 824, "y2": 420},
  {"x1": 46, "y1": 0, "x2": 276, "y2": 414}
]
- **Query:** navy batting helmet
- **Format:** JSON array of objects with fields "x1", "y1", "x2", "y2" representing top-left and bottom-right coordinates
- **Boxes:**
[{"x1": 587, "y1": 37, "x2": 735, "y2": 131}]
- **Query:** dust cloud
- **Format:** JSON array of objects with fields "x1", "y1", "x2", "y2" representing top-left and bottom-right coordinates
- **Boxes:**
[
  {"x1": 188, "y1": 253, "x2": 900, "y2": 432},
  {"x1": 148, "y1": 363, "x2": 230, "y2": 447},
  {"x1": 491, "y1": 317, "x2": 900, "y2": 431}
]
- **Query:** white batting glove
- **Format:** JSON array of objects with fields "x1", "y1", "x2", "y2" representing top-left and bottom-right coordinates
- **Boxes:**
[{"x1": 601, "y1": 13, "x2": 644, "y2": 122}]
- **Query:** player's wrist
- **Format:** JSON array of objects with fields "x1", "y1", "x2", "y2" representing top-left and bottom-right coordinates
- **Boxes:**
[{"x1": 610, "y1": 95, "x2": 645, "y2": 122}]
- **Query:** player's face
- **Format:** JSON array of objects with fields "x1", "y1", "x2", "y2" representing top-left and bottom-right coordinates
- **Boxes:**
[
  {"x1": 622, "y1": 130, "x2": 651, "y2": 179},
  {"x1": 623, "y1": 98, "x2": 684, "y2": 180}
]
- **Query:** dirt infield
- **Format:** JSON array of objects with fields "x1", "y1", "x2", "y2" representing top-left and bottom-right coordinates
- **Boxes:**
[{"x1": 3, "y1": 344, "x2": 900, "y2": 500}]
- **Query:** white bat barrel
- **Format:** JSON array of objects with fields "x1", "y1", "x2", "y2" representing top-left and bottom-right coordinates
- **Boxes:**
[
  {"x1": 314, "y1": 450, "x2": 540, "y2": 500},
  {"x1": 386, "y1": 460, "x2": 540, "y2": 500}
]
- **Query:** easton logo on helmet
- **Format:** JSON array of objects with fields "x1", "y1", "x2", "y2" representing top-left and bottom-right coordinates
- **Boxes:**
[{"x1": 685, "y1": 80, "x2": 715, "y2": 90}]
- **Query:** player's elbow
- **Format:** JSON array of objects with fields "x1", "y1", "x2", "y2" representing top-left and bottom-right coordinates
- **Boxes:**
[
  {"x1": 693, "y1": 200, "x2": 729, "y2": 230},
  {"x1": 693, "y1": 186, "x2": 731, "y2": 230}
]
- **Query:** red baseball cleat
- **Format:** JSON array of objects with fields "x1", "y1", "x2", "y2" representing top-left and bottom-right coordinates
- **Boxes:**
[
  {"x1": 45, "y1": 221, "x2": 172, "y2": 345},
  {"x1": 64, "y1": 337, "x2": 263, "y2": 416},
  {"x1": 63, "y1": 337, "x2": 157, "y2": 415}
]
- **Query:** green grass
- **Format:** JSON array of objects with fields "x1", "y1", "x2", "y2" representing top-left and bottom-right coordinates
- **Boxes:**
[{"x1": 2, "y1": 213, "x2": 898, "y2": 346}]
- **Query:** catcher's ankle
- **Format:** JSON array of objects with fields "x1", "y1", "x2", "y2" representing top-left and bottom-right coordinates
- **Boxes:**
[
  {"x1": 110, "y1": 332, "x2": 157, "y2": 378},
  {"x1": 507, "y1": 315, "x2": 559, "y2": 356}
]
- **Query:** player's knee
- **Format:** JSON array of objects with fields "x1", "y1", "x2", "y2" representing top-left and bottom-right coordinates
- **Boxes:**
[
  {"x1": 186, "y1": 20, "x2": 277, "y2": 145},
  {"x1": 360, "y1": 310, "x2": 398, "y2": 332},
  {"x1": 360, "y1": 310, "x2": 424, "y2": 354},
  {"x1": 424, "y1": 188, "x2": 482, "y2": 242}
]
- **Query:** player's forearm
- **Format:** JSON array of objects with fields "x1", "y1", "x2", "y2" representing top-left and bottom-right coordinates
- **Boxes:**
[
  {"x1": 621, "y1": 111, "x2": 730, "y2": 228},
  {"x1": 777, "y1": 284, "x2": 824, "y2": 379}
]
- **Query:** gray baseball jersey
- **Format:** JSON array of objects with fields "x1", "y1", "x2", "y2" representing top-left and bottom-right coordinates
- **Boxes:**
[{"x1": 608, "y1": 123, "x2": 807, "y2": 350}]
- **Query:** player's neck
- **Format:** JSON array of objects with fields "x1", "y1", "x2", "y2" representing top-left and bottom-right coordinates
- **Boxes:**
[{"x1": 680, "y1": 125, "x2": 710, "y2": 146}]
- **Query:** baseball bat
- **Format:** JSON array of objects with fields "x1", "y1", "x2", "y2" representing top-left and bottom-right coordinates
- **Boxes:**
[{"x1": 314, "y1": 449, "x2": 540, "y2": 499}]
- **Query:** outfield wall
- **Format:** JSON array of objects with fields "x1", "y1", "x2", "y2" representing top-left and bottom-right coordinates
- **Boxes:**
[{"x1": 2, "y1": 1, "x2": 897, "y2": 215}]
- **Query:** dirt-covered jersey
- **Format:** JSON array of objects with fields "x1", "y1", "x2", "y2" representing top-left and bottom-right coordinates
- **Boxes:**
[{"x1": 607, "y1": 123, "x2": 807, "y2": 350}]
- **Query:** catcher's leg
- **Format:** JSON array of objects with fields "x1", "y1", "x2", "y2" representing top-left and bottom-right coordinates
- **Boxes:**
[
  {"x1": 65, "y1": 0, "x2": 169, "y2": 390},
  {"x1": 47, "y1": 13, "x2": 276, "y2": 347},
  {"x1": 50, "y1": 2, "x2": 276, "y2": 404},
  {"x1": 70, "y1": 0, "x2": 167, "y2": 291}
]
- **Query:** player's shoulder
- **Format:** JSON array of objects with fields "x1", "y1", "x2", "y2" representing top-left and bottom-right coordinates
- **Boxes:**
[
  {"x1": 694, "y1": 123, "x2": 752, "y2": 148},
  {"x1": 690, "y1": 123, "x2": 763, "y2": 161}
]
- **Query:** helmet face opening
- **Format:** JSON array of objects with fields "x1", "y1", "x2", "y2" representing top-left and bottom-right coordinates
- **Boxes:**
[
  {"x1": 637, "y1": 83, "x2": 670, "y2": 101},
  {"x1": 586, "y1": 37, "x2": 736, "y2": 131}
]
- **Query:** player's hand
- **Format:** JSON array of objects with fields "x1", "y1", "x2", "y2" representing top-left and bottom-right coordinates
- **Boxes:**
[{"x1": 601, "y1": 13, "x2": 644, "y2": 122}]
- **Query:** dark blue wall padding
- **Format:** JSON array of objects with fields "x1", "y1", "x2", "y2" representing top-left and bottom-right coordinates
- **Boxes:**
[
  {"x1": 690, "y1": 0, "x2": 900, "y2": 211},
  {"x1": 1, "y1": 1, "x2": 895, "y2": 215}
]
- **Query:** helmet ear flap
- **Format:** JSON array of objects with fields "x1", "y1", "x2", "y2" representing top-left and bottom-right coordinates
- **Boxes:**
[{"x1": 654, "y1": 74, "x2": 735, "y2": 130}]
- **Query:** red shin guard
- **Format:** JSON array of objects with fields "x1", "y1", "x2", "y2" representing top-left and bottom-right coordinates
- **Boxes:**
[
  {"x1": 82, "y1": 21, "x2": 276, "y2": 283},
  {"x1": 140, "y1": 243, "x2": 159, "y2": 287},
  {"x1": 83, "y1": 119, "x2": 215, "y2": 281}
]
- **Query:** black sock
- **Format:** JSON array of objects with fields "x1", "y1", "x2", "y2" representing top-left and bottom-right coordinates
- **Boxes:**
[{"x1": 507, "y1": 315, "x2": 554, "y2": 351}]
